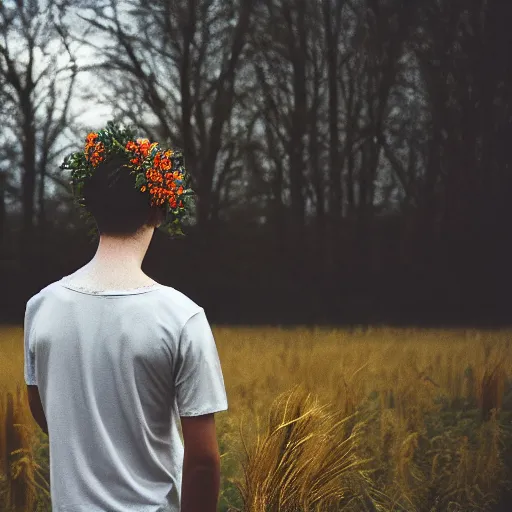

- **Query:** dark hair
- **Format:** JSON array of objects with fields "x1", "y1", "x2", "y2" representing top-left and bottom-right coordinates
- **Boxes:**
[{"x1": 82, "y1": 152, "x2": 164, "y2": 236}]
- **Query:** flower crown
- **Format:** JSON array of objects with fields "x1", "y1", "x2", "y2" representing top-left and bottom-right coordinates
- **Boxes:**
[{"x1": 59, "y1": 120, "x2": 195, "y2": 241}]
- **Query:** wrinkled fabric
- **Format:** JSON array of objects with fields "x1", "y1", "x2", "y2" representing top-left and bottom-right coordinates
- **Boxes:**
[{"x1": 24, "y1": 279, "x2": 228, "y2": 512}]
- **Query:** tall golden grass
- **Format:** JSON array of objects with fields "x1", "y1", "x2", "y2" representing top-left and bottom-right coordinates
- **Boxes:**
[
  {"x1": 1, "y1": 325, "x2": 511, "y2": 511},
  {"x1": 0, "y1": 383, "x2": 50, "y2": 511}
]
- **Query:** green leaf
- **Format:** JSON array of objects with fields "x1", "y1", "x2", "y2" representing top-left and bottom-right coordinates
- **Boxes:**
[{"x1": 134, "y1": 173, "x2": 146, "y2": 188}]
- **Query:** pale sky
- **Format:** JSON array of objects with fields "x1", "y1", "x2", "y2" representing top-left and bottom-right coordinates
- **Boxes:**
[{"x1": 3, "y1": 1, "x2": 136, "y2": 200}]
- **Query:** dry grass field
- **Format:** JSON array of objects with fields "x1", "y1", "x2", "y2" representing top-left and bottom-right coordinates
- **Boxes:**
[{"x1": 1, "y1": 325, "x2": 512, "y2": 511}]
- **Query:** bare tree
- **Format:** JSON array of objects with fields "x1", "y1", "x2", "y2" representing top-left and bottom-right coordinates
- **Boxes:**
[
  {"x1": 322, "y1": 0, "x2": 345, "y2": 272},
  {"x1": 0, "y1": 0, "x2": 86, "y2": 277},
  {"x1": 249, "y1": 0, "x2": 327, "y2": 275},
  {"x1": 351, "y1": 0, "x2": 416, "y2": 268},
  {"x1": 61, "y1": 0, "x2": 254, "y2": 239},
  {"x1": 405, "y1": 0, "x2": 512, "y2": 266}
]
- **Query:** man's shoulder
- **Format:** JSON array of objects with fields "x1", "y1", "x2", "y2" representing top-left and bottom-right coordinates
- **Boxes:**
[
  {"x1": 151, "y1": 283, "x2": 203, "y2": 318},
  {"x1": 26, "y1": 281, "x2": 57, "y2": 309}
]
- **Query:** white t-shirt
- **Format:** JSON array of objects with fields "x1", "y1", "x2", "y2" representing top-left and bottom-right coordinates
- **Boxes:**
[{"x1": 23, "y1": 278, "x2": 228, "y2": 512}]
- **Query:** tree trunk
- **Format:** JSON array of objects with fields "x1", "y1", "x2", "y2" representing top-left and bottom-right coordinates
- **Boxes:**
[
  {"x1": 324, "y1": 0, "x2": 342, "y2": 274},
  {"x1": 0, "y1": 171, "x2": 5, "y2": 255},
  {"x1": 20, "y1": 99, "x2": 37, "y2": 282}
]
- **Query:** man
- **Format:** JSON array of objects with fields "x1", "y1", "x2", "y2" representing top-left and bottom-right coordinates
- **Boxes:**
[{"x1": 24, "y1": 125, "x2": 228, "y2": 512}]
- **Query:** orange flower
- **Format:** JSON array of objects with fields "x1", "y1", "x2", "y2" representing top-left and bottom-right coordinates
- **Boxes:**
[
  {"x1": 137, "y1": 138, "x2": 151, "y2": 158},
  {"x1": 90, "y1": 154, "x2": 104, "y2": 167},
  {"x1": 160, "y1": 158, "x2": 171, "y2": 171},
  {"x1": 86, "y1": 133, "x2": 98, "y2": 145},
  {"x1": 178, "y1": 186, "x2": 183, "y2": 195},
  {"x1": 125, "y1": 141, "x2": 138, "y2": 152},
  {"x1": 140, "y1": 185, "x2": 147, "y2": 193}
]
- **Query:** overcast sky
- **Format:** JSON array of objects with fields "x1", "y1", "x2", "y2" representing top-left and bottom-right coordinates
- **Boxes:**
[{"x1": 3, "y1": 1, "x2": 137, "y2": 200}]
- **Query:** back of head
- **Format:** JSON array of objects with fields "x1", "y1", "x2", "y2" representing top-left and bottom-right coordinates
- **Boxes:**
[{"x1": 82, "y1": 152, "x2": 163, "y2": 236}]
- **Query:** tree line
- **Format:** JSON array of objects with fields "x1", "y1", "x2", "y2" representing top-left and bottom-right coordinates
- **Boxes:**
[{"x1": 1, "y1": 0, "x2": 510, "y2": 326}]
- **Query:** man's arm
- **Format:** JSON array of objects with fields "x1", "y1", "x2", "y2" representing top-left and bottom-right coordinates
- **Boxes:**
[
  {"x1": 180, "y1": 414, "x2": 221, "y2": 512},
  {"x1": 27, "y1": 385, "x2": 48, "y2": 436}
]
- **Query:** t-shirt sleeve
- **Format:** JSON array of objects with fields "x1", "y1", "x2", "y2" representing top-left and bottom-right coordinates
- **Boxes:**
[
  {"x1": 24, "y1": 297, "x2": 37, "y2": 385},
  {"x1": 174, "y1": 308, "x2": 228, "y2": 417}
]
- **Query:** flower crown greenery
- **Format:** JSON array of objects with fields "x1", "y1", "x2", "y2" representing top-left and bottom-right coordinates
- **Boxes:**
[{"x1": 59, "y1": 120, "x2": 196, "y2": 242}]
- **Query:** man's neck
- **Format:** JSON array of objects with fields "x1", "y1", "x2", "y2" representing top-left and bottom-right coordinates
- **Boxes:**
[{"x1": 65, "y1": 260, "x2": 156, "y2": 289}]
